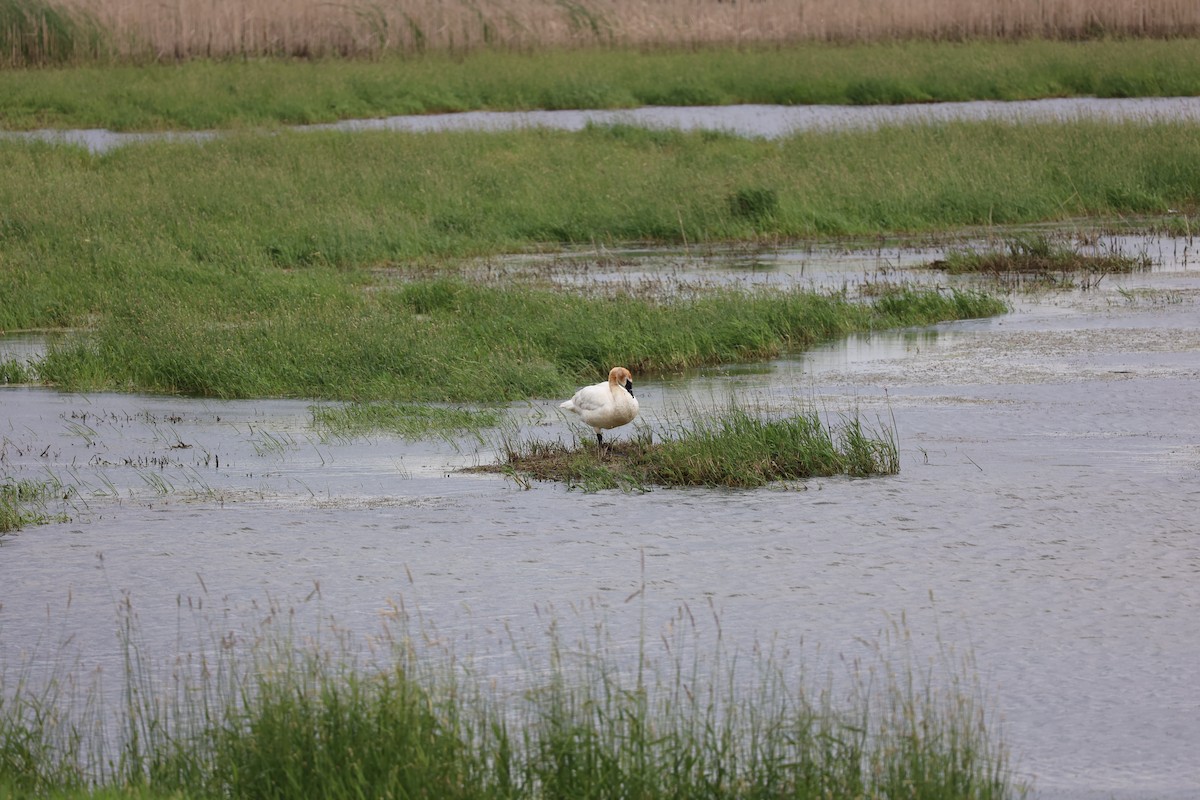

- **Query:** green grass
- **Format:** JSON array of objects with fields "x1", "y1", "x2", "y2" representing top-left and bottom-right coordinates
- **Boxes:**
[
  {"x1": 0, "y1": 599, "x2": 1022, "y2": 799},
  {"x1": 25, "y1": 282, "x2": 1001, "y2": 401},
  {"x1": 0, "y1": 358, "x2": 36, "y2": 385},
  {"x1": 14, "y1": 114, "x2": 1200, "y2": 402},
  {"x1": 484, "y1": 403, "x2": 899, "y2": 490},
  {"x1": 1, "y1": 122, "x2": 1194, "y2": 319},
  {"x1": 3, "y1": 39, "x2": 1200, "y2": 131}
]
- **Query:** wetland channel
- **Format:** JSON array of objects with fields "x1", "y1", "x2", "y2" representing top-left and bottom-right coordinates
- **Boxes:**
[
  {"x1": 6, "y1": 95, "x2": 1200, "y2": 152},
  {"x1": 2, "y1": 101, "x2": 1200, "y2": 799}
]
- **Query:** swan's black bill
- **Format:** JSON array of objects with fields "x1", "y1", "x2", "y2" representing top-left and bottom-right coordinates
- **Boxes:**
[{"x1": 624, "y1": 380, "x2": 635, "y2": 397}]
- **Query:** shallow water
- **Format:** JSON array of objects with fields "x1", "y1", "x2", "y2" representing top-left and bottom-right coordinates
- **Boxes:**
[
  {"x1": 2, "y1": 239, "x2": 1200, "y2": 799},
  {"x1": 5, "y1": 96, "x2": 1200, "y2": 153}
]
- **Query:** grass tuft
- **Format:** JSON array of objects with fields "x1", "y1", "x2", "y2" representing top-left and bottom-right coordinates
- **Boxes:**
[
  {"x1": 0, "y1": 478, "x2": 65, "y2": 533},
  {"x1": 728, "y1": 187, "x2": 780, "y2": 222},
  {"x1": 482, "y1": 402, "x2": 899, "y2": 490},
  {"x1": 0, "y1": 358, "x2": 37, "y2": 385}
]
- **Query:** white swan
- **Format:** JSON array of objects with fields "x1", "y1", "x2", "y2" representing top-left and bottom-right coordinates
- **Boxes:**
[{"x1": 560, "y1": 366, "x2": 640, "y2": 446}]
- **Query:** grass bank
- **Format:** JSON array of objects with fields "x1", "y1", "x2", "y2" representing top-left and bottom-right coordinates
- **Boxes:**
[
  {"x1": 4, "y1": 39, "x2": 1200, "y2": 131},
  {"x1": 0, "y1": 598, "x2": 1020, "y2": 799},
  {"x1": 485, "y1": 403, "x2": 899, "y2": 490},
  {"x1": 28, "y1": 282, "x2": 1003, "y2": 401},
  {"x1": 2, "y1": 123, "x2": 1194, "y2": 295}
]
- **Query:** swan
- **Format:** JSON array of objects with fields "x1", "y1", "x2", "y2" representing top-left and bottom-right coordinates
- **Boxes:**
[{"x1": 560, "y1": 366, "x2": 640, "y2": 446}]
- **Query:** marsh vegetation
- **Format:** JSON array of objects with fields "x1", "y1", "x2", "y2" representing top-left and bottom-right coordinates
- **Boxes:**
[
  {"x1": 0, "y1": 478, "x2": 63, "y2": 533},
  {"x1": 0, "y1": 596, "x2": 1019, "y2": 800},
  {"x1": 24, "y1": 282, "x2": 1003, "y2": 402},
  {"x1": 5, "y1": 117, "x2": 1060, "y2": 403},
  {"x1": 0, "y1": 113, "x2": 1190, "y2": 407},
  {"x1": 484, "y1": 403, "x2": 899, "y2": 490},
  {"x1": 4, "y1": 116, "x2": 1195, "y2": 402},
  {"x1": 929, "y1": 233, "x2": 1154, "y2": 286},
  {"x1": 4, "y1": 0, "x2": 1200, "y2": 66},
  {"x1": 5, "y1": 39, "x2": 1200, "y2": 130},
  {"x1": 1, "y1": 0, "x2": 1197, "y2": 794}
]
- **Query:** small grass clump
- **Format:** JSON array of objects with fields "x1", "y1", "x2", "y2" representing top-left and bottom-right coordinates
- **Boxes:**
[
  {"x1": 485, "y1": 404, "x2": 898, "y2": 490},
  {"x1": 0, "y1": 358, "x2": 37, "y2": 385},
  {"x1": 932, "y1": 233, "x2": 1152, "y2": 276}
]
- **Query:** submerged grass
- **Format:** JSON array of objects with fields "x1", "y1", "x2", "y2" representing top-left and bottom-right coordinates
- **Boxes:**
[
  {"x1": 0, "y1": 478, "x2": 65, "y2": 533},
  {"x1": 310, "y1": 401, "x2": 503, "y2": 440},
  {"x1": 932, "y1": 233, "x2": 1152, "y2": 276},
  {"x1": 485, "y1": 402, "x2": 899, "y2": 490},
  {"x1": 0, "y1": 596, "x2": 1022, "y2": 799}
]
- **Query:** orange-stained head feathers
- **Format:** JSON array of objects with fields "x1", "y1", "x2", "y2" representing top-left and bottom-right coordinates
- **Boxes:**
[{"x1": 608, "y1": 366, "x2": 632, "y2": 385}]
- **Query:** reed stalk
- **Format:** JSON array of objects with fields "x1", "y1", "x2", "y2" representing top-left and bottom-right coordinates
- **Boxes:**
[{"x1": 14, "y1": 0, "x2": 1200, "y2": 65}]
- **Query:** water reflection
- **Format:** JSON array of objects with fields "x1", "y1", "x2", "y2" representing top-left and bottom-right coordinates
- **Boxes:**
[{"x1": 0, "y1": 331, "x2": 57, "y2": 362}]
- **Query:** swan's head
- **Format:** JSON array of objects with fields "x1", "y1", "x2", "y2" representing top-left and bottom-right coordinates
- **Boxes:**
[{"x1": 609, "y1": 366, "x2": 635, "y2": 397}]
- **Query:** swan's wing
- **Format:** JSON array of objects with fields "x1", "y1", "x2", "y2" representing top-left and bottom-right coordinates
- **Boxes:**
[{"x1": 562, "y1": 382, "x2": 608, "y2": 413}]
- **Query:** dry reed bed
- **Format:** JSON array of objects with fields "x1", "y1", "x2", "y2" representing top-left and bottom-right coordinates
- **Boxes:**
[{"x1": 19, "y1": 0, "x2": 1200, "y2": 63}]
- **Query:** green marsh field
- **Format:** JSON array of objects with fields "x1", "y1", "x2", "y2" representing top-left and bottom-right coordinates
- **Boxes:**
[
  {"x1": 1, "y1": 115, "x2": 1196, "y2": 401},
  {"x1": 3, "y1": 27, "x2": 1200, "y2": 800},
  {"x1": 3, "y1": 39, "x2": 1199, "y2": 406}
]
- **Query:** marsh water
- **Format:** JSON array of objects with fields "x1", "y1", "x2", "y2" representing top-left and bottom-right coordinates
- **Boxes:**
[
  {"x1": 3, "y1": 231, "x2": 1199, "y2": 799},
  {"x1": 6, "y1": 96, "x2": 1200, "y2": 152}
]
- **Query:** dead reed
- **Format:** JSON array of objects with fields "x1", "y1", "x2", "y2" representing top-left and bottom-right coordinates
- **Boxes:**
[{"x1": 10, "y1": 0, "x2": 1200, "y2": 65}]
